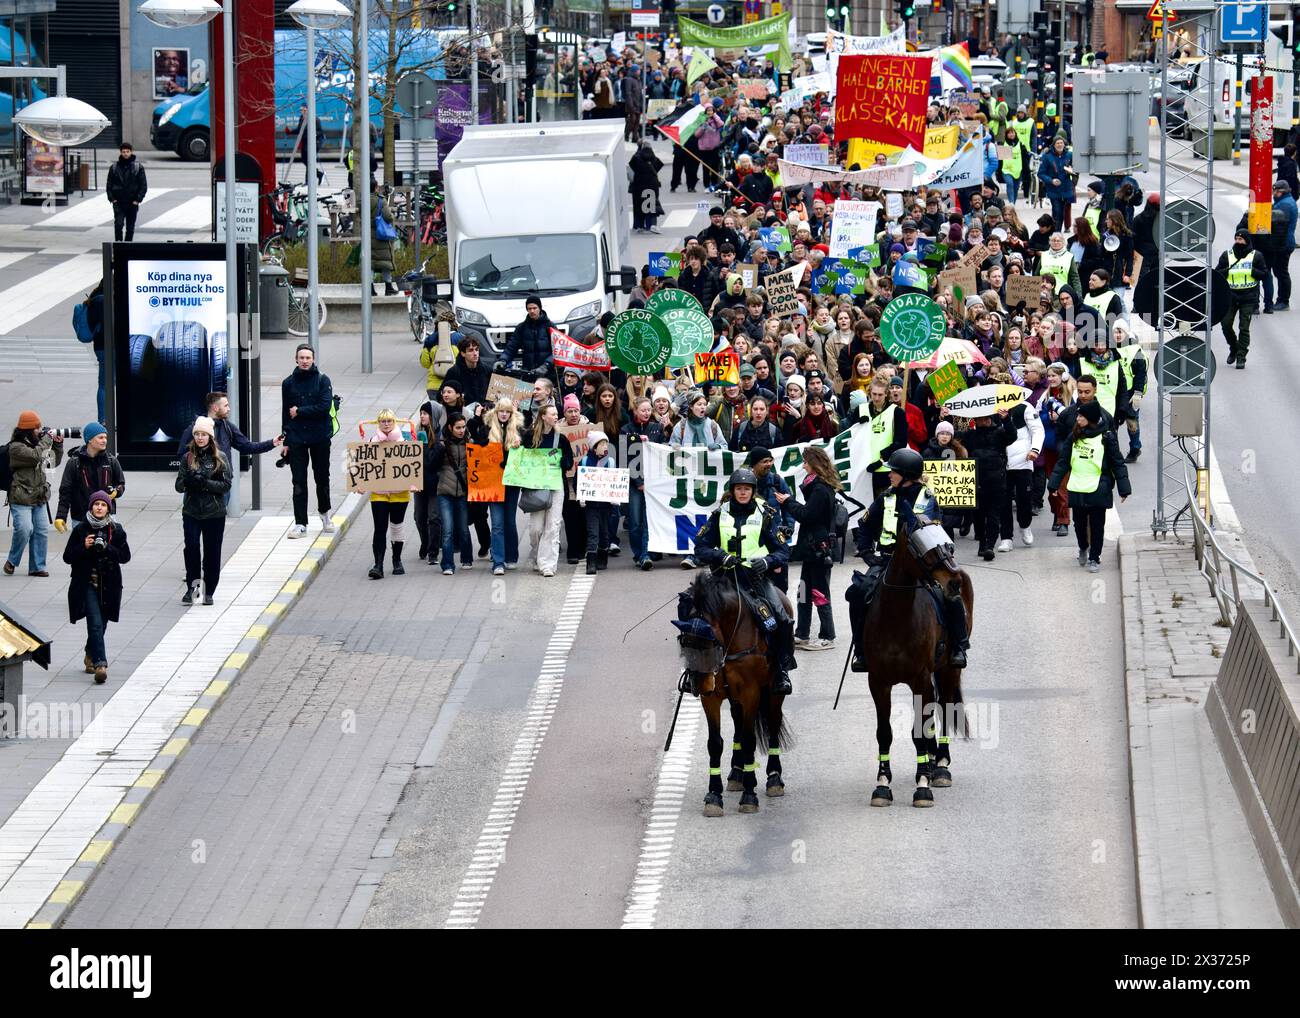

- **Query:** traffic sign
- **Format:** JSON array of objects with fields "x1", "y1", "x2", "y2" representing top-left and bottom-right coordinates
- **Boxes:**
[
  {"x1": 707, "y1": 3, "x2": 725, "y2": 24},
  {"x1": 1155, "y1": 335, "x2": 1216, "y2": 391},
  {"x1": 1146, "y1": 0, "x2": 1176, "y2": 24},
  {"x1": 396, "y1": 72, "x2": 437, "y2": 116},
  {"x1": 1219, "y1": 1, "x2": 1265, "y2": 44}
]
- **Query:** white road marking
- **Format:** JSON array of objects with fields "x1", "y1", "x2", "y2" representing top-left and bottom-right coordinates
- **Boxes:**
[
  {"x1": 661, "y1": 208, "x2": 698, "y2": 230},
  {"x1": 36, "y1": 188, "x2": 174, "y2": 230},
  {"x1": 139, "y1": 196, "x2": 210, "y2": 233},
  {"x1": 621, "y1": 704, "x2": 700, "y2": 929},
  {"x1": 443, "y1": 571, "x2": 597, "y2": 929},
  {"x1": 0, "y1": 254, "x2": 104, "y2": 335},
  {"x1": 1207, "y1": 442, "x2": 1242, "y2": 532},
  {"x1": 0, "y1": 251, "x2": 34, "y2": 273}
]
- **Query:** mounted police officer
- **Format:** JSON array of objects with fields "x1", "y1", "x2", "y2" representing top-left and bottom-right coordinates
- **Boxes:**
[
  {"x1": 845, "y1": 448, "x2": 971, "y2": 673},
  {"x1": 693, "y1": 468, "x2": 796, "y2": 695}
]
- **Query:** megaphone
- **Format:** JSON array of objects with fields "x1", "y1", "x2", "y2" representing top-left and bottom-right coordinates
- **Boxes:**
[{"x1": 1103, "y1": 233, "x2": 1121, "y2": 252}]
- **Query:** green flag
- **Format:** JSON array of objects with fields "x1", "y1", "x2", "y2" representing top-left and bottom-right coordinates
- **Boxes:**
[
  {"x1": 686, "y1": 48, "x2": 716, "y2": 87},
  {"x1": 677, "y1": 12, "x2": 793, "y2": 72}
]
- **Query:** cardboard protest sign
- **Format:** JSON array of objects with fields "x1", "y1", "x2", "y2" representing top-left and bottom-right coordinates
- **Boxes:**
[
  {"x1": 834, "y1": 54, "x2": 931, "y2": 149},
  {"x1": 764, "y1": 262, "x2": 805, "y2": 318},
  {"x1": 943, "y1": 383, "x2": 1030, "y2": 418},
  {"x1": 996, "y1": 144, "x2": 1013, "y2": 162},
  {"x1": 885, "y1": 192, "x2": 904, "y2": 219},
  {"x1": 925, "y1": 360, "x2": 966, "y2": 405},
  {"x1": 501, "y1": 447, "x2": 564, "y2": 490},
  {"x1": 1005, "y1": 274, "x2": 1046, "y2": 308},
  {"x1": 737, "y1": 78, "x2": 771, "y2": 100},
  {"x1": 937, "y1": 264, "x2": 978, "y2": 299},
  {"x1": 737, "y1": 262, "x2": 759, "y2": 290},
  {"x1": 556, "y1": 423, "x2": 592, "y2": 465},
  {"x1": 645, "y1": 99, "x2": 678, "y2": 121},
  {"x1": 961, "y1": 243, "x2": 989, "y2": 269},
  {"x1": 923, "y1": 459, "x2": 977, "y2": 508},
  {"x1": 346, "y1": 441, "x2": 423, "y2": 494},
  {"x1": 784, "y1": 143, "x2": 830, "y2": 165},
  {"x1": 486, "y1": 372, "x2": 535, "y2": 407},
  {"x1": 694, "y1": 349, "x2": 740, "y2": 385},
  {"x1": 924, "y1": 124, "x2": 959, "y2": 158},
  {"x1": 577, "y1": 465, "x2": 631, "y2": 504},
  {"x1": 467, "y1": 443, "x2": 505, "y2": 503},
  {"x1": 828, "y1": 199, "x2": 880, "y2": 258},
  {"x1": 648, "y1": 251, "x2": 682, "y2": 278}
]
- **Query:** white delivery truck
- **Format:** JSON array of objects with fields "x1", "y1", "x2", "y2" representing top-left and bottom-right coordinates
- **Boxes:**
[{"x1": 442, "y1": 121, "x2": 636, "y2": 356}]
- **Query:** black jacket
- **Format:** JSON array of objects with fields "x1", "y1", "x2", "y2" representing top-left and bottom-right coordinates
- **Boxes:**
[
  {"x1": 693, "y1": 497, "x2": 791, "y2": 571},
  {"x1": 106, "y1": 155, "x2": 147, "y2": 204},
  {"x1": 854, "y1": 481, "x2": 929, "y2": 558},
  {"x1": 1048, "y1": 420, "x2": 1132, "y2": 509},
  {"x1": 176, "y1": 417, "x2": 275, "y2": 464},
  {"x1": 730, "y1": 418, "x2": 782, "y2": 453},
  {"x1": 698, "y1": 223, "x2": 743, "y2": 254},
  {"x1": 441, "y1": 353, "x2": 494, "y2": 406},
  {"x1": 500, "y1": 309, "x2": 555, "y2": 372},
  {"x1": 960, "y1": 415, "x2": 1017, "y2": 493},
  {"x1": 56, "y1": 445, "x2": 126, "y2": 523},
  {"x1": 1216, "y1": 241, "x2": 1269, "y2": 307},
  {"x1": 176, "y1": 446, "x2": 231, "y2": 519},
  {"x1": 63, "y1": 520, "x2": 131, "y2": 624},
  {"x1": 677, "y1": 264, "x2": 720, "y2": 312},
  {"x1": 281, "y1": 364, "x2": 334, "y2": 445},
  {"x1": 782, "y1": 476, "x2": 838, "y2": 557}
]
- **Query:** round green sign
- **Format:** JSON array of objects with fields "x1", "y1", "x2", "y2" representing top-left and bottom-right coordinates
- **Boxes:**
[
  {"x1": 879, "y1": 293, "x2": 946, "y2": 362},
  {"x1": 645, "y1": 289, "x2": 714, "y2": 369},
  {"x1": 605, "y1": 308, "x2": 673, "y2": 375}
]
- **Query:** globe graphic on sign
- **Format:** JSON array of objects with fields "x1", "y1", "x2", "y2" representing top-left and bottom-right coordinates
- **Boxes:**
[
  {"x1": 625, "y1": 320, "x2": 661, "y2": 362},
  {"x1": 892, "y1": 306, "x2": 935, "y2": 353}
]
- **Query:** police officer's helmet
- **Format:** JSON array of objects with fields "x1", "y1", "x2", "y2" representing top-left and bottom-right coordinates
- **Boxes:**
[
  {"x1": 728, "y1": 467, "x2": 759, "y2": 490},
  {"x1": 887, "y1": 448, "x2": 924, "y2": 481}
]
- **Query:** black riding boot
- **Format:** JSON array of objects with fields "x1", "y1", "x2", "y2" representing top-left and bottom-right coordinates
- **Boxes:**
[
  {"x1": 944, "y1": 595, "x2": 970, "y2": 668},
  {"x1": 391, "y1": 542, "x2": 405, "y2": 575},
  {"x1": 847, "y1": 594, "x2": 868, "y2": 671},
  {"x1": 771, "y1": 621, "x2": 794, "y2": 695},
  {"x1": 368, "y1": 551, "x2": 384, "y2": 580},
  {"x1": 586, "y1": 553, "x2": 598, "y2": 575}
]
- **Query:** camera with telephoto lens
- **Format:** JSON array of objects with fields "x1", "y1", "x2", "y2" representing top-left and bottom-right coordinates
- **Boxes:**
[{"x1": 41, "y1": 427, "x2": 81, "y2": 439}]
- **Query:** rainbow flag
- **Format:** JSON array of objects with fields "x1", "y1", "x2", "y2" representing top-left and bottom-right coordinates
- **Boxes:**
[{"x1": 939, "y1": 42, "x2": 973, "y2": 92}]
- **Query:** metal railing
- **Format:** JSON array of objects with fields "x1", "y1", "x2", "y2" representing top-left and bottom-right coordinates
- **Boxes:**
[{"x1": 1184, "y1": 463, "x2": 1300, "y2": 672}]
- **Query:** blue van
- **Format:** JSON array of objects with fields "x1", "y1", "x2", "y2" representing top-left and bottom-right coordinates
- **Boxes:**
[{"x1": 151, "y1": 27, "x2": 458, "y2": 161}]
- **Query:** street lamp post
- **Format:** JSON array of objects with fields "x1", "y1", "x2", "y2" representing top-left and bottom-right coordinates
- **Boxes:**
[
  {"x1": 287, "y1": 1, "x2": 354, "y2": 360},
  {"x1": 140, "y1": 0, "x2": 242, "y2": 518}
]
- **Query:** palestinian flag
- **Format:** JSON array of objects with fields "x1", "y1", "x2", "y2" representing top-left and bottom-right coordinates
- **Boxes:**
[{"x1": 658, "y1": 103, "x2": 707, "y2": 146}]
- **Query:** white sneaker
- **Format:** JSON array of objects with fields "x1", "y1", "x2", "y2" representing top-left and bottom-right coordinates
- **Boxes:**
[
  {"x1": 995, "y1": 539, "x2": 1014, "y2": 553},
  {"x1": 320, "y1": 512, "x2": 336, "y2": 534},
  {"x1": 287, "y1": 524, "x2": 308, "y2": 539},
  {"x1": 1020, "y1": 527, "x2": 1034, "y2": 547},
  {"x1": 540, "y1": 567, "x2": 555, "y2": 577}
]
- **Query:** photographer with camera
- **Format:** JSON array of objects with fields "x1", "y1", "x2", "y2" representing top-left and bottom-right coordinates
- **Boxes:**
[
  {"x1": 62, "y1": 490, "x2": 130, "y2": 684},
  {"x1": 176, "y1": 416, "x2": 231, "y2": 605},
  {"x1": 4, "y1": 410, "x2": 63, "y2": 577},
  {"x1": 55, "y1": 422, "x2": 124, "y2": 534},
  {"x1": 771, "y1": 445, "x2": 841, "y2": 652}
]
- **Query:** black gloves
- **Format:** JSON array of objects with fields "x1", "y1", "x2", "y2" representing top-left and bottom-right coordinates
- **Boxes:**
[
  {"x1": 722, "y1": 553, "x2": 740, "y2": 569},
  {"x1": 747, "y1": 557, "x2": 768, "y2": 577}
]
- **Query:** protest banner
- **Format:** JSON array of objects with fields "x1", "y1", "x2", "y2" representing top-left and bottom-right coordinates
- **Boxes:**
[
  {"x1": 943, "y1": 383, "x2": 1031, "y2": 418},
  {"x1": 577, "y1": 466, "x2": 631, "y2": 504},
  {"x1": 930, "y1": 138, "x2": 983, "y2": 190},
  {"x1": 925, "y1": 360, "x2": 966, "y2": 405},
  {"x1": 694, "y1": 349, "x2": 741, "y2": 385},
  {"x1": 556, "y1": 422, "x2": 592, "y2": 464},
  {"x1": 737, "y1": 78, "x2": 771, "y2": 100},
  {"x1": 1005, "y1": 274, "x2": 1046, "y2": 308},
  {"x1": 924, "y1": 124, "x2": 959, "y2": 159},
  {"x1": 677, "y1": 12, "x2": 793, "y2": 71},
  {"x1": 502, "y1": 447, "x2": 564, "y2": 490},
  {"x1": 648, "y1": 251, "x2": 681, "y2": 278},
  {"x1": 737, "y1": 262, "x2": 759, "y2": 290},
  {"x1": 778, "y1": 157, "x2": 914, "y2": 190},
  {"x1": 485, "y1": 372, "x2": 534, "y2": 407},
  {"x1": 825, "y1": 25, "x2": 906, "y2": 81},
  {"x1": 961, "y1": 243, "x2": 989, "y2": 269},
  {"x1": 834, "y1": 54, "x2": 931, "y2": 150},
  {"x1": 467, "y1": 443, "x2": 505, "y2": 503},
  {"x1": 923, "y1": 459, "x2": 977, "y2": 508},
  {"x1": 646, "y1": 288, "x2": 714, "y2": 368},
  {"x1": 605, "y1": 309, "x2": 673, "y2": 375},
  {"x1": 764, "y1": 262, "x2": 805, "y2": 318},
  {"x1": 346, "y1": 441, "x2": 423, "y2": 495},
  {"x1": 936, "y1": 264, "x2": 978, "y2": 299},
  {"x1": 784, "y1": 143, "x2": 830, "y2": 165},
  {"x1": 642, "y1": 427, "x2": 875, "y2": 553},
  {"x1": 645, "y1": 99, "x2": 677, "y2": 121},
  {"x1": 550, "y1": 327, "x2": 611, "y2": 373},
  {"x1": 828, "y1": 199, "x2": 881, "y2": 258}
]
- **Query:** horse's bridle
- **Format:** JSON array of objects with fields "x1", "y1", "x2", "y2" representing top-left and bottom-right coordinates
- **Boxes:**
[{"x1": 882, "y1": 518, "x2": 959, "y2": 591}]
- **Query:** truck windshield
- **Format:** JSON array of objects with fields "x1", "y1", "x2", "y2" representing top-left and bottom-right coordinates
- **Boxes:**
[{"x1": 458, "y1": 234, "x2": 597, "y2": 297}]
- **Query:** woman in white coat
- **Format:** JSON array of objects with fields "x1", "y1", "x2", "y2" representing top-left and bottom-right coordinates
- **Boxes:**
[{"x1": 996, "y1": 370, "x2": 1045, "y2": 551}]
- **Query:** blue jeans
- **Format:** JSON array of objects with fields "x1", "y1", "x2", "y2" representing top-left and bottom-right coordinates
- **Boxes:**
[
  {"x1": 94, "y1": 347, "x2": 105, "y2": 424},
  {"x1": 488, "y1": 486, "x2": 520, "y2": 568},
  {"x1": 625, "y1": 485, "x2": 649, "y2": 562},
  {"x1": 82, "y1": 585, "x2": 107, "y2": 665},
  {"x1": 1005, "y1": 174, "x2": 1020, "y2": 204},
  {"x1": 6, "y1": 504, "x2": 48, "y2": 573},
  {"x1": 438, "y1": 494, "x2": 472, "y2": 571}
]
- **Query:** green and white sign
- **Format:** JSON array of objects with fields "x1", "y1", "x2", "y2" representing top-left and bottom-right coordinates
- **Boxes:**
[
  {"x1": 646, "y1": 289, "x2": 714, "y2": 369},
  {"x1": 605, "y1": 308, "x2": 674, "y2": 375},
  {"x1": 879, "y1": 293, "x2": 946, "y2": 362}
]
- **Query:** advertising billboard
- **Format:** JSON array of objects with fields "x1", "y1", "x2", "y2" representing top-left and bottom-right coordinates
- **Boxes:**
[
  {"x1": 111, "y1": 243, "x2": 249, "y2": 469},
  {"x1": 23, "y1": 137, "x2": 64, "y2": 196}
]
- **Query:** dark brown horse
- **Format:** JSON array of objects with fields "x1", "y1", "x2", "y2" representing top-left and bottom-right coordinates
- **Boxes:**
[
  {"x1": 860, "y1": 512, "x2": 973, "y2": 807},
  {"x1": 684, "y1": 570, "x2": 793, "y2": 817}
]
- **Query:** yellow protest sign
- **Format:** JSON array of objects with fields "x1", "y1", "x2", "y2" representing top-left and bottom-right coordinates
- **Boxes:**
[
  {"x1": 923, "y1": 459, "x2": 977, "y2": 508},
  {"x1": 847, "y1": 137, "x2": 900, "y2": 167},
  {"x1": 694, "y1": 349, "x2": 740, "y2": 385},
  {"x1": 925, "y1": 124, "x2": 958, "y2": 158}
]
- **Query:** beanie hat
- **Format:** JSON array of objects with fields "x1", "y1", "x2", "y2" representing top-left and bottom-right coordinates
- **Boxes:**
[
  {"x1": 785, "y1": 374, "x2": 806, "y2": 393},
  {"x1": 889, "y1": 243, "x2": 906, "y2": 255},
  {"x1": 586, "y1": 430, "x2": 610, "y2": 451},
  {"x1": 562, "y1": 394, "x2": 581, "y2": 411},
  {"x1": 192, "y1": 415, "x2": 216, "y2": 439},
  {"x1": 89, "y1": 489, "x2": 112, "y2": 510},
  {"x1": 16, "y1": 409, "x2": 39, "y2": 430},
  {"x1": 83, "y1": 421, "x2": 106, "y2": 442},
  {"x1": 889, "y1": 375, "x2": 905, "y2": 387},
  {"x1": 745, "y1": 446, "x2": 773, "y2": 465},
  {"x1": 652, "y1": 384, "x2": 673, "y2": 402},
  {"x1": 525, "y1": 293, "x2": 543, "y2": 310},
  {"x1": 936, "y1": 420, "x2": 955, "y2": 437},
  {"x1": 1080, "y1": 400, "x2": 1103, "y2": 424}
]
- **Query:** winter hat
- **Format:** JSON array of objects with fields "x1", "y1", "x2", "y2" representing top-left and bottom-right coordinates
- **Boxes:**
[
  {"x1": 192, "y1": 415, "x2": 216, "y2": 439},
  {"x1": 936, "y1": 420, "x2": 955, "y2": 437},
  {"x1": 16, "y1": 409, "x2": 39, "y2": 430},
  {"x1": 902, "y1": 251, "x2": 919, "y2": 263},
  {"x1": 525, "y1": 294, "x2": 543, "y2": 311},
  {"x1": 562, "y1": 394, "x2": 581, "y2": 411},
  {"x1": 1087, "y1": 180, "x2": 1104, "y2": 195},
  {"x1": 83, "y1": 421, "x2": 106, "y2": 442},
  {"x1": 889, "y1": 375, "x2": 905, "y2": 388},
  {"x1": 739, "y1": 363, "x2": 757, "y2": 378},
  {"x1": 652, "y1": 384, "x2": 673, "y2": 402},
  {"x1": 586, "y1": 430, "x2": 610, "y2": 452},
  {"x1": 1080, "y1": 400, "x2": 1103, "y2": 424},
  {"x1": 745, "y1": 446, "x2": 774, "y2": 466},
  {"x1": 89, "y1": 489, "x2": 112, "y2": 510},
  {"x1": 785, "y1": 374, "x2": 806, "y2": 393},
  {"x1": 889, "y1": 243, "x2": 906, "y2": 255}
]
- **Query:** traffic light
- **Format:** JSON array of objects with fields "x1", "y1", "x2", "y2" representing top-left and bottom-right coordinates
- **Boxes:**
[
  {"x1": 897, "y1": 0, "x2": 915, "y2": 20},
  {"x1": 1293, "y1": 12, "x2": 1300, "y2": 56},
  {"x1": 446, "y1": 0, "x2": 457, "y2": 14}
]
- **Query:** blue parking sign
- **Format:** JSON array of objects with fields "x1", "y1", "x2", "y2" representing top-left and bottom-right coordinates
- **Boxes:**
[{"x1": 1220, "y1": 1, "x2": 1265, "y2": 44}]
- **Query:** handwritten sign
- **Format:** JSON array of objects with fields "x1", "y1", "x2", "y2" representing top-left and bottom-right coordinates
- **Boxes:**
[
  {"x1": 828, "y1": 199, "x2": 880, "y2": 258},
  {"x1": 923, "y1": 458, "x2": 977, "y2": 508},
  {"x1": 645, "y1": 99, "x2": 678, "y2": 121},
  {"x1": 694, "y1": 349, "x2": 740, "y2": 385},
  {"x1": 784, "y1": 143, "x2": 830, "y2": 165},
  {"x1": 764, "y1": 262, "x2": 805, "y2": 318},
  {"x1": 834, "y1": 53, "x2": 932, "y2": 149},
  {"x1": 924, "y1": 124, "x2": 958, "y2": 159},
  {"x1": 1005, "y1": 274, "x2": 1046, "y2": 308},
  {"x1": 577, "y1": 465, "x2": 631, "y2": 504},
  {"x1": 501, "y1": 447, "x2": 564, "y2": 490},
  {"x1": 737, "y1": 78, "x2": 771, "y2": 100},
  {"x1": 556, "y1": 423, "x2": 592, "y2": 464},
  {"x1": 885, "y1": 192, "x2": 904, "y2": 218},
  {"x1": 961, "y1": 243, "x2": 989, "y2": 269},
  {"x1": 926, "y1": 360, "x2": 966, "y2": 405},
  {"x1": 346, "y1": 441, "x2": 424, "y2": 494},
  {"x1": 467, "y1": 443, "x2": 505, "y2": 503},
  {"x1": 486, "y1": 372, "x2": 534, "y2": 407},
  {"x1": 937, "y1": 264, "x2": 978, "y2": 299},
  {"x1": 737, "y1": 262, "x2": 759, "y2": 290}
]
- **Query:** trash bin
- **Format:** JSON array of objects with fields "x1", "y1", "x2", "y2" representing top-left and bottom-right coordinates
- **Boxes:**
[
  {"x1": 1191, "y1": 125, "x2": 1235, "y2": 161},
  {"x1": 259, "y1": 262, "x2": 289, "y2": 335}
]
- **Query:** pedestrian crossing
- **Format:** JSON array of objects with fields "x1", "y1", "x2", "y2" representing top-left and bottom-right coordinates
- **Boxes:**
[
  {"x1": 0, "y1": 253, "x2": 102, "y2": 336},
  {"x1": 36, "y1": 188, "x2": 175, "y2": 230},
  {"x1": 137, "y1": 195, "x2": 210, "y2": 234},
  {"x1": 0, "y1": 334, "x2": 96, "y2": 374}
]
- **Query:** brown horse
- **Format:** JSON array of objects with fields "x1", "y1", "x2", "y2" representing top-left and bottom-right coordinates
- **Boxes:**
[
  {"x1": 684, "y1": 569, "x2": 793, "y2": 817},
  {"x1": 859, "y1": 512, "x2": 973, "y2": 808}
]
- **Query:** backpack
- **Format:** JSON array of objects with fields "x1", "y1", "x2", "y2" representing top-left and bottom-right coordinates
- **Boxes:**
[
  {"x1": 0, "y1": 442, "x2": 11, "y2": 493},
  {"x1": 329, "y1": 394, "x2": 342, "y2": 438},
  {"x1": 73, "y1": 302, "x2": 94, "y2": 343}
]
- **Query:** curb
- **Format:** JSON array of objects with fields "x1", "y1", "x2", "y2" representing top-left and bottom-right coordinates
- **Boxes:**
[{"x1": 22, "y1": 491, "x2": 368, "y2": 929}]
